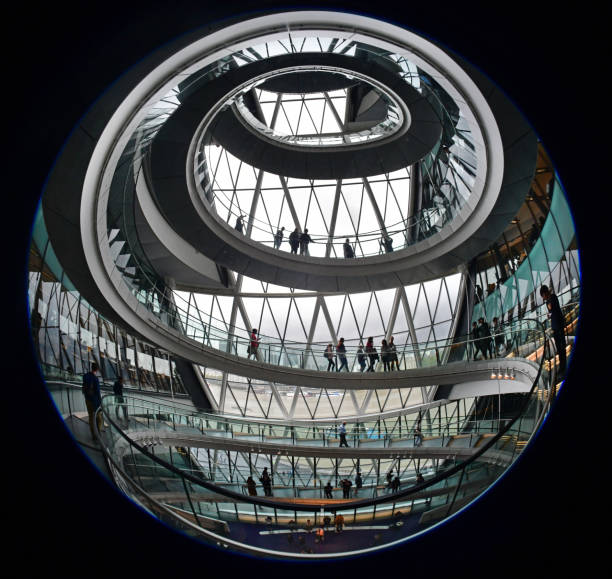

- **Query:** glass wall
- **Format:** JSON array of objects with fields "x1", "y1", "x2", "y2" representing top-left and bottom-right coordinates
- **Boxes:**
[
  {"x1": 179, "y1": 271, "x2": 463, "y2": 419},
  {"x1": 28, "y1": 208, "x2": 187, "y2": 395},
  {"x1": 471, "y1": 148, "x2": 580, "y2": 334}
]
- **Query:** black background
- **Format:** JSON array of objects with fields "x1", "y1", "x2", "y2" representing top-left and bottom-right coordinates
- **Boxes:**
[{"x1": 7, "y1": 1, "x2": 603, "y2": 576}]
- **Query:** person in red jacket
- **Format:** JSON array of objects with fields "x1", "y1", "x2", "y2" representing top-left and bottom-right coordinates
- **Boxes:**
[{"x1": 248, "y1": 328, "x2": 259, "y2": 359}]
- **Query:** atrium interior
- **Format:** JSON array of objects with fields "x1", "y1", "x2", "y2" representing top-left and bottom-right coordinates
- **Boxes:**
[{"x1": 18, "y1": 5, "x2": 592, "y2": 570}]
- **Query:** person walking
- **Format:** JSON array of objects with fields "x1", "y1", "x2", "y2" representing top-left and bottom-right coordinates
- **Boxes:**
[
  {"x1": 470, "y1": 321, "x2": 479, "y2": 360},
  {"x1": 477, "y1": 317, "x2": 492, "y2": 359},
  {"x1": 315, "y1": 526, "x2": 325, "y2": 543},
  {"x1": 324, "y1": 343, "x2": 336, "y2": 371},
  {"x1": 341, "y1": 478, "x2": 352, "y2": 499},
  {"x1": 540, "y1": 284, "x2": 567, "y2": 375},
  {"x1": 357, "y1": 343, "x2": 367, "y2": 372},
  {"x1": 235, "y1": 215, "x2": 244, "y2": 233},
  {"x1": 391, "y1": 474, "x2": 400, "y2": 492},
  {"x1": 386, "y1": 470, "x2": 394, "y2": 492},
  {"x1": 82, "y1": 362, "x2": 103, "y2": 440},
  {"x1": 354, "y1": 471, "x2": 363, "y2": 497},
  {"x1": 334, "y1": 512, "x2": 345, "y2": 533},
  {"x1": 365, "y1": 336, "x2": 378, "y2": 371},
  {"x1": 381, "y1": 338, "x2": 391, "y2": 372},
  {"x1": 492, "y1": 316, "x2": 505, "y2": 356},
  {"x1": 343, "y1": 238, "x2": 355, "y2": 258},
  {"x1": 324, "y1": 481, "x2": 333, "y2": 499},
  {"x1": 274, "y1": 226, "x2": 285, "y2": 249},
  {"x1": 260, "y1": 467, "x2": 273, "y2": 496},
  {"x1": 113, "y1": 375, "x2": 128, "y2": 423},
  {"x1": 246, "y1": 476, "x2": 257, "y2": 496},
  {"x1": 338, "y1": 421, "x2": 349, "y2": 447},
  {"x1": 413, "y1": 425, "x2": 423, "y2": 446},
  {"x1": 299, "y1": 228, "x2": 313, "y2": 255},
  {"x1": 388, "y1": 335, "x2": 399, "y2": 370},
  {"x1": 248, "y1": 328, "x2": 259, "y2": 359},
  {"x1": 336, "y1": 337, "x2": 349, "y2": 371}
]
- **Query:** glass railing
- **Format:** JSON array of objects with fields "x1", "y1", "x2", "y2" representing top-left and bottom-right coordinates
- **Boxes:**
[
  {"x1": 232, "y1": 71, "x2": 405, "y2": 148},
  {"x1": 99, "y1": 392, "x2": 531, "y2": 503},
  {"x1": 104, "y1": 31, "x2": 479, "y2": 273},
  {"x1": 115, "y1": 272, "x2": 545, "y2": 372},
  {"x1": 207, "y1": 194, "x2": 452, "y2": 259},
  {"x1": 102, "y1": 393, "x2": 513, "y2": 451},
  {"x1": 109, "y1": 415, "x2": 503, "y2": 501},
  {"x1": 472, "y1": 179, "x2": 579, "y2": 328},
  {"x1": 92, "y1": 320, "x2": 552, "y2": 557},
  {"x1": 190, "y1": 39, "x2": 476, "y2": 258},
  {"x1": 196, "y1": 123, "x2": 466, "y2": 260}
]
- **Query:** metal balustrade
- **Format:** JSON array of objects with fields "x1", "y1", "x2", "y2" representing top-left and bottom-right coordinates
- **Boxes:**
[{"x1": 86, "y1": 319, "x2": 555, "y2": 558}]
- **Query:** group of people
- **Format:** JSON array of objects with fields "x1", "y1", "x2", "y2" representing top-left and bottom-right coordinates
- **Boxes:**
[
  {"x1": 245, "y1": 470, "x2": 273, "y2": 497},
  {"x1": 235, "y1": 214, "x2": 396, "y2": 258},
  {"x1": 323, "y1": 471, "x2": 363, "y2": 499},
  {"x1": 385, "y1": 471, "x2": 401, "y2": 493},
  {"x1": 247, "y1": 330, "x2": 406, "y2": 372},
  {"x1": 325, "y1": 336, "x2": 400, "y2": 372},
  {"x1": 248, "y1": 468, "x2": 364, "y2": 500},
  {"x1": 236, "y1": 218, "x2": 315, "y2": 256},
  {"x1": 248, "y1": 467, "x2": 424, "y2": 501},
  {"x1": 273, "y1": 229, "x2": 394, "y2": 257},
  {"x1": 470, "y1": 285, "x2": 567, "y2": 374}
]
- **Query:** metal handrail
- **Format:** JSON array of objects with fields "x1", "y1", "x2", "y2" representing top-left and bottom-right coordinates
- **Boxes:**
[{"x1": 96, "y1": 318, "x2": 552, "y2": 514}]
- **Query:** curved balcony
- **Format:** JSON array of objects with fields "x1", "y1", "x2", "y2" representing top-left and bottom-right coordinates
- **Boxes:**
[
  {"x1": 112, "y1": 257, "x2": 547, "y2": 387},
  {"x1": 40, "y1": 13, "x2": 536, "y2": 317},
  {"x1": 93, "y1": 331, "x2": 554, "y2": 559}
]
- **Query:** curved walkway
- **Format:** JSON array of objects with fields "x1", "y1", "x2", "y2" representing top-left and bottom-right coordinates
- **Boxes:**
[
  {"x1": 120, "y1": 428, "x2": 514, "y2": 465},
  {"x1": 156, "y1": 52, "x2": 442, "y2": 181}
]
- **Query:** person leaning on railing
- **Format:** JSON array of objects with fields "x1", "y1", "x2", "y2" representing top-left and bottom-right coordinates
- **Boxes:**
[
  {"x1": 354, "y1": 471, "x2": 363, "y2": 496},
  {"x1": 299, "y1": 228, "x2": 313, "y2": 255}
]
